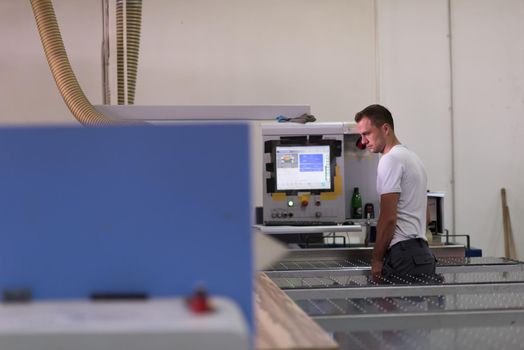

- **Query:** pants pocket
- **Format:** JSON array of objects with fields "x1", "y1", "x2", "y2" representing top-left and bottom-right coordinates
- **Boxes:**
[
  {"x1": 386, "y1": 251, "x2": 413, "y2": 275},
  {"x1": 413, "y1": 254, "x2": 435, "y2": 265},
  {"x1": 411, "y1": 253, "x2": 436, "y2": 275}
]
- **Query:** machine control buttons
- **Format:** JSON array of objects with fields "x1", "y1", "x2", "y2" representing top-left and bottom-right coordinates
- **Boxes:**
[
  {"x1": 315, "y1": 211, "x2": 322, "y2": 218},
  {"x1": 187, "y1": 287, "x2": 214, "y2": 314},
  {"x1": 315, "y1": 200, "x2": 321, "y2": 206},
  {"x1": 301, "y1": 200, "x2": 309, "y2": 207},
  {"x1": 287, "y1": 200, "x2": 294, "y2": 207},
  {"x1": 273, "y1": 209, "x2": 295, "y2": 219}
]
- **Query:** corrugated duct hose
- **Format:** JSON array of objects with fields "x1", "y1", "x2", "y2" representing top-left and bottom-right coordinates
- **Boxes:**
[
  {"x1": 117, "y1": 0, "x2": 143, "y2": 105},
  {"x1": 127, "y1": 0, "x2": 142, "y2": 105},
  {"x1": 116, "y1": 0, "x2": 125, "y2": 105},
  {"x1": 30, "y1": 0, "x2": 136, "y2": 126}
]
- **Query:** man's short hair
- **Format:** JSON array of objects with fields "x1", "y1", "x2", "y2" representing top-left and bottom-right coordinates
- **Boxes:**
[{"x1": 354, "y1": 104, "x2": 394, "y2": 130}]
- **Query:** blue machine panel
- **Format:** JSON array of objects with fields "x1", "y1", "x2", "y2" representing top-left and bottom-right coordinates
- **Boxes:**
[{"x1": 0, "y1": 125, "x2": 252, "y2": 326}]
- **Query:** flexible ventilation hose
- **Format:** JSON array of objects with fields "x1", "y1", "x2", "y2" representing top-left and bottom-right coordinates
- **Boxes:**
[
  {"x1": 116, "y1": 0, "x2": 125, "y2": 105},
  {"x1": 101, "y1": 0, "x2": 111, "y2": 104},
  {"x1": 30, "y1": 0, "x2": 124, "y2": 126},
  {"x1": 126, "y1": 0, "x2": 142, "y2": 105},
  {"x1": 116, "y1": 0, "x2": 143, "y2": 105}
]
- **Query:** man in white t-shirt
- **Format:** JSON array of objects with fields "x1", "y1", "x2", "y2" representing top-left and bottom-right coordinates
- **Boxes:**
[{"x1": 355, "y1": 104, "x2": 437, "y2": 282}]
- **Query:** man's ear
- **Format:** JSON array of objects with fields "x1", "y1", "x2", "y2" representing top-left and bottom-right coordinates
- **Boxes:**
[{"x1": 382, "y1": 123, "x2": 390, "y2": 135}]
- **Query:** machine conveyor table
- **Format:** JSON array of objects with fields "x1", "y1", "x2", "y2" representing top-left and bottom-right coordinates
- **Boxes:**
[
  {"x1": 265, "y1": 256, "x2": 524, "y2": 278},
  {"x1": 273, "y1": 271, "x2": 524, "y2": 290},
  {"x1": 268, "y1": 256, "x2": 521, "y2": 271},
  {"x1": 298, "y1": 290, "x2": 524, "y2": 331},
  {"x1": 271, "y1": 270, "x2": 524, "y2": 300},
  {"x1": 335, "y1": 325, "x2": 524, "y2": 350}
]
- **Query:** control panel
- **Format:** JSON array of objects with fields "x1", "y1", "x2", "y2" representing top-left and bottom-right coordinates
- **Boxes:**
[{"x1": 262, "y1": 122, "x2": 379, "y2": 226}]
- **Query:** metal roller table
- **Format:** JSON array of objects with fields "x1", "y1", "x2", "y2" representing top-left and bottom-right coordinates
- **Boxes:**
[
  {"x1": 262, "y1": 249, "x2": 524, "y2": 348},
  {"x1": 334, "y1": 325, "x2": 524, "y2": 350},
  {"x1": 265, "y1": 256, "x2": 524, "y2": 278}
]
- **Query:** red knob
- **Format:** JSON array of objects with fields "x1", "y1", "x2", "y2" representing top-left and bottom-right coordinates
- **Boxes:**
[
  {"x1": 301, "y1": 200, "x2": 309, "y2": 207},
  {"x1": 187, "y1": 288, "x2": 213, "y2": 314}
]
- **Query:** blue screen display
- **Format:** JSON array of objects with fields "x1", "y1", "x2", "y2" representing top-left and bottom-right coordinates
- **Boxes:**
[
  {"x1": 275, "y1": 145, "x2": 331, "y2": 191},
  {"x1": 299, "y1": 154, "x2": 324, "y2": 172}
]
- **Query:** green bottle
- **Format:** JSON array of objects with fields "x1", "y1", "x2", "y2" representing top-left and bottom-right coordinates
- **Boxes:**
[{"x1": 351, "y1": 187, "x2": 362, "y2": 219}]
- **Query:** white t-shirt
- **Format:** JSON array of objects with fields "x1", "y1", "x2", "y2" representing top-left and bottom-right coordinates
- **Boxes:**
[{"x1": 377, "y1": 144, "x2": 427, "y2": 247}]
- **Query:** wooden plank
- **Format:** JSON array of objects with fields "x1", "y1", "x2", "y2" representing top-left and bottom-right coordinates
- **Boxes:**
[
  {"x1": 502, "y1": 188, "x2": 510, "y2": 258},
  {"x1": 255, "y1": 273, "x2": 338, "y2": 350},
  {"x1": 501, "y1": 188, "x2": 518, "y2": 260}
]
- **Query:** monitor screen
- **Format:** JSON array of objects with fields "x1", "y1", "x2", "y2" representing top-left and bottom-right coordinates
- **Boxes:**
[{"x1": 275, "y1": 145, "x2": 332, "y2": 191}]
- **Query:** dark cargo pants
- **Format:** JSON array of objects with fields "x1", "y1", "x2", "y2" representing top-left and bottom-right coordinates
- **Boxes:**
[{"x1": 382, "y1": 238, "x2": 438, "y2": 282}]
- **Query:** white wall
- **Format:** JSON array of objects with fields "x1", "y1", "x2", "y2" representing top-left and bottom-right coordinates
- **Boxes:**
[
  {"x1": 0, "y1": 1, "x2": 103, "y2": 124},
  {"x1": 452, "y1": 0, "x2": 524, "y2": 257},
  {"x1": 376, "y1": 0, "x2": 453, "y2": 236},
  {"x1": 1, "y1": 0, "x2": 523, "y2": 257},
  {"x1": 135, "y1": 0, "x2": 376, "y2": 208},
  {"x1": 0, "y1": 0, "x2": 376, "y2": 208},
  {"x1": 137, "y1": 0, "x2": 376, "y2": 115},
  {"x1": 375, "y1": 0, "x2": 524, "y2": 257}
]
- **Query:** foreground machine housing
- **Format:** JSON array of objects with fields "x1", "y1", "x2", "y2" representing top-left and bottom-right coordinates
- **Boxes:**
[
  {"x1": 0, "y1": 125, "x2": 252, "y2": 350},
  {"x1": 262, "y1": 122, "x2": 380, "y2": 225}
]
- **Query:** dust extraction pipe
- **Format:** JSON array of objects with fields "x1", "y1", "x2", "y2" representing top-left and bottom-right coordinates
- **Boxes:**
[
  {"x1": 116, "y1": 0, "x2": 125, "y2": 105},
  {"x1": 126, "y1": 0, "x2": 143, "y2": 105},
  {"x1": 30, "y1": 0, "x2": 129, "y2": 126},
  {"x1": 116, "y1": 0, "x2": 143, "y2": 105}
]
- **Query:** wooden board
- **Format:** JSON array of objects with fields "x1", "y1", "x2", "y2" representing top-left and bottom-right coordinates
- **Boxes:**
[
  {"x1": 255, "y1": 273, "x2": 338, "y2": 350},
  {"x1": 501, "y1": 188, "x2": 517, "y2": 260}
]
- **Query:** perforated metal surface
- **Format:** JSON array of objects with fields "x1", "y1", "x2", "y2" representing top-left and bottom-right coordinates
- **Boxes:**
[
  {"x1": 267, "y1": 257, "x2": 520, "y2": 271},
  {"x1": 267, "y1": 260, "x2": 524, "y2": 336},
  {"x1": 336, "y1": 326, "x2": 524, "y2": 350},
  {"x1": 269, "y1": 258, "x2": 369, "y2": 270},
  {"x1": 267, "y1": 253, "x2": 524, "y2": 337},
  {"x1": 271, "y1": 271, "x2": 524, "y2": 289},
  {"x1": 297, "y1": 291, "x2": 524, "y2": 316},
  {"x1": 438, "y1": 257, "x2": 520, "y2": 266}
]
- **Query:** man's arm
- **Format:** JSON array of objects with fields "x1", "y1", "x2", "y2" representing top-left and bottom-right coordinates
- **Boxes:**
[{"x1": 372, "y1": 192, "x2": 399, "y2": 280}]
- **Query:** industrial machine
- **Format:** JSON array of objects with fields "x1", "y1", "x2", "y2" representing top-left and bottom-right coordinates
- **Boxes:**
[
  {"x1": 263, "y1": 250, "x2": 524, "y2": 349},
  {"x1": 0, "y1": 125, "x2": 252, "y2": 350},
  {"x1": 262, "y1": 122, "x2": 380, "y2": 226},
  {"x1": 259, "y1": 122, "x2": 452, "y2": 250},
  {"x1": 257, "y1": 121, "x2": 524, "y2": 348}
]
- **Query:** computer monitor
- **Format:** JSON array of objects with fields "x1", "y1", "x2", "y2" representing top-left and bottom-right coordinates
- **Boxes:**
[{"x1": 275, "y1": 144, "x2": 333, "y2": 191}]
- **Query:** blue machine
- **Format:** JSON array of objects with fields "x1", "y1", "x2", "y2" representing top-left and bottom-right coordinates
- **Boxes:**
[{"x1": 0, "y1": 125, "x2": 252, "y2": 327}]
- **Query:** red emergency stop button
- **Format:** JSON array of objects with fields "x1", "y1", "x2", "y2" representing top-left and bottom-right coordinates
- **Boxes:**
[{"x1": 187, "y1": 287, "x2": 214, "y2": 314}]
